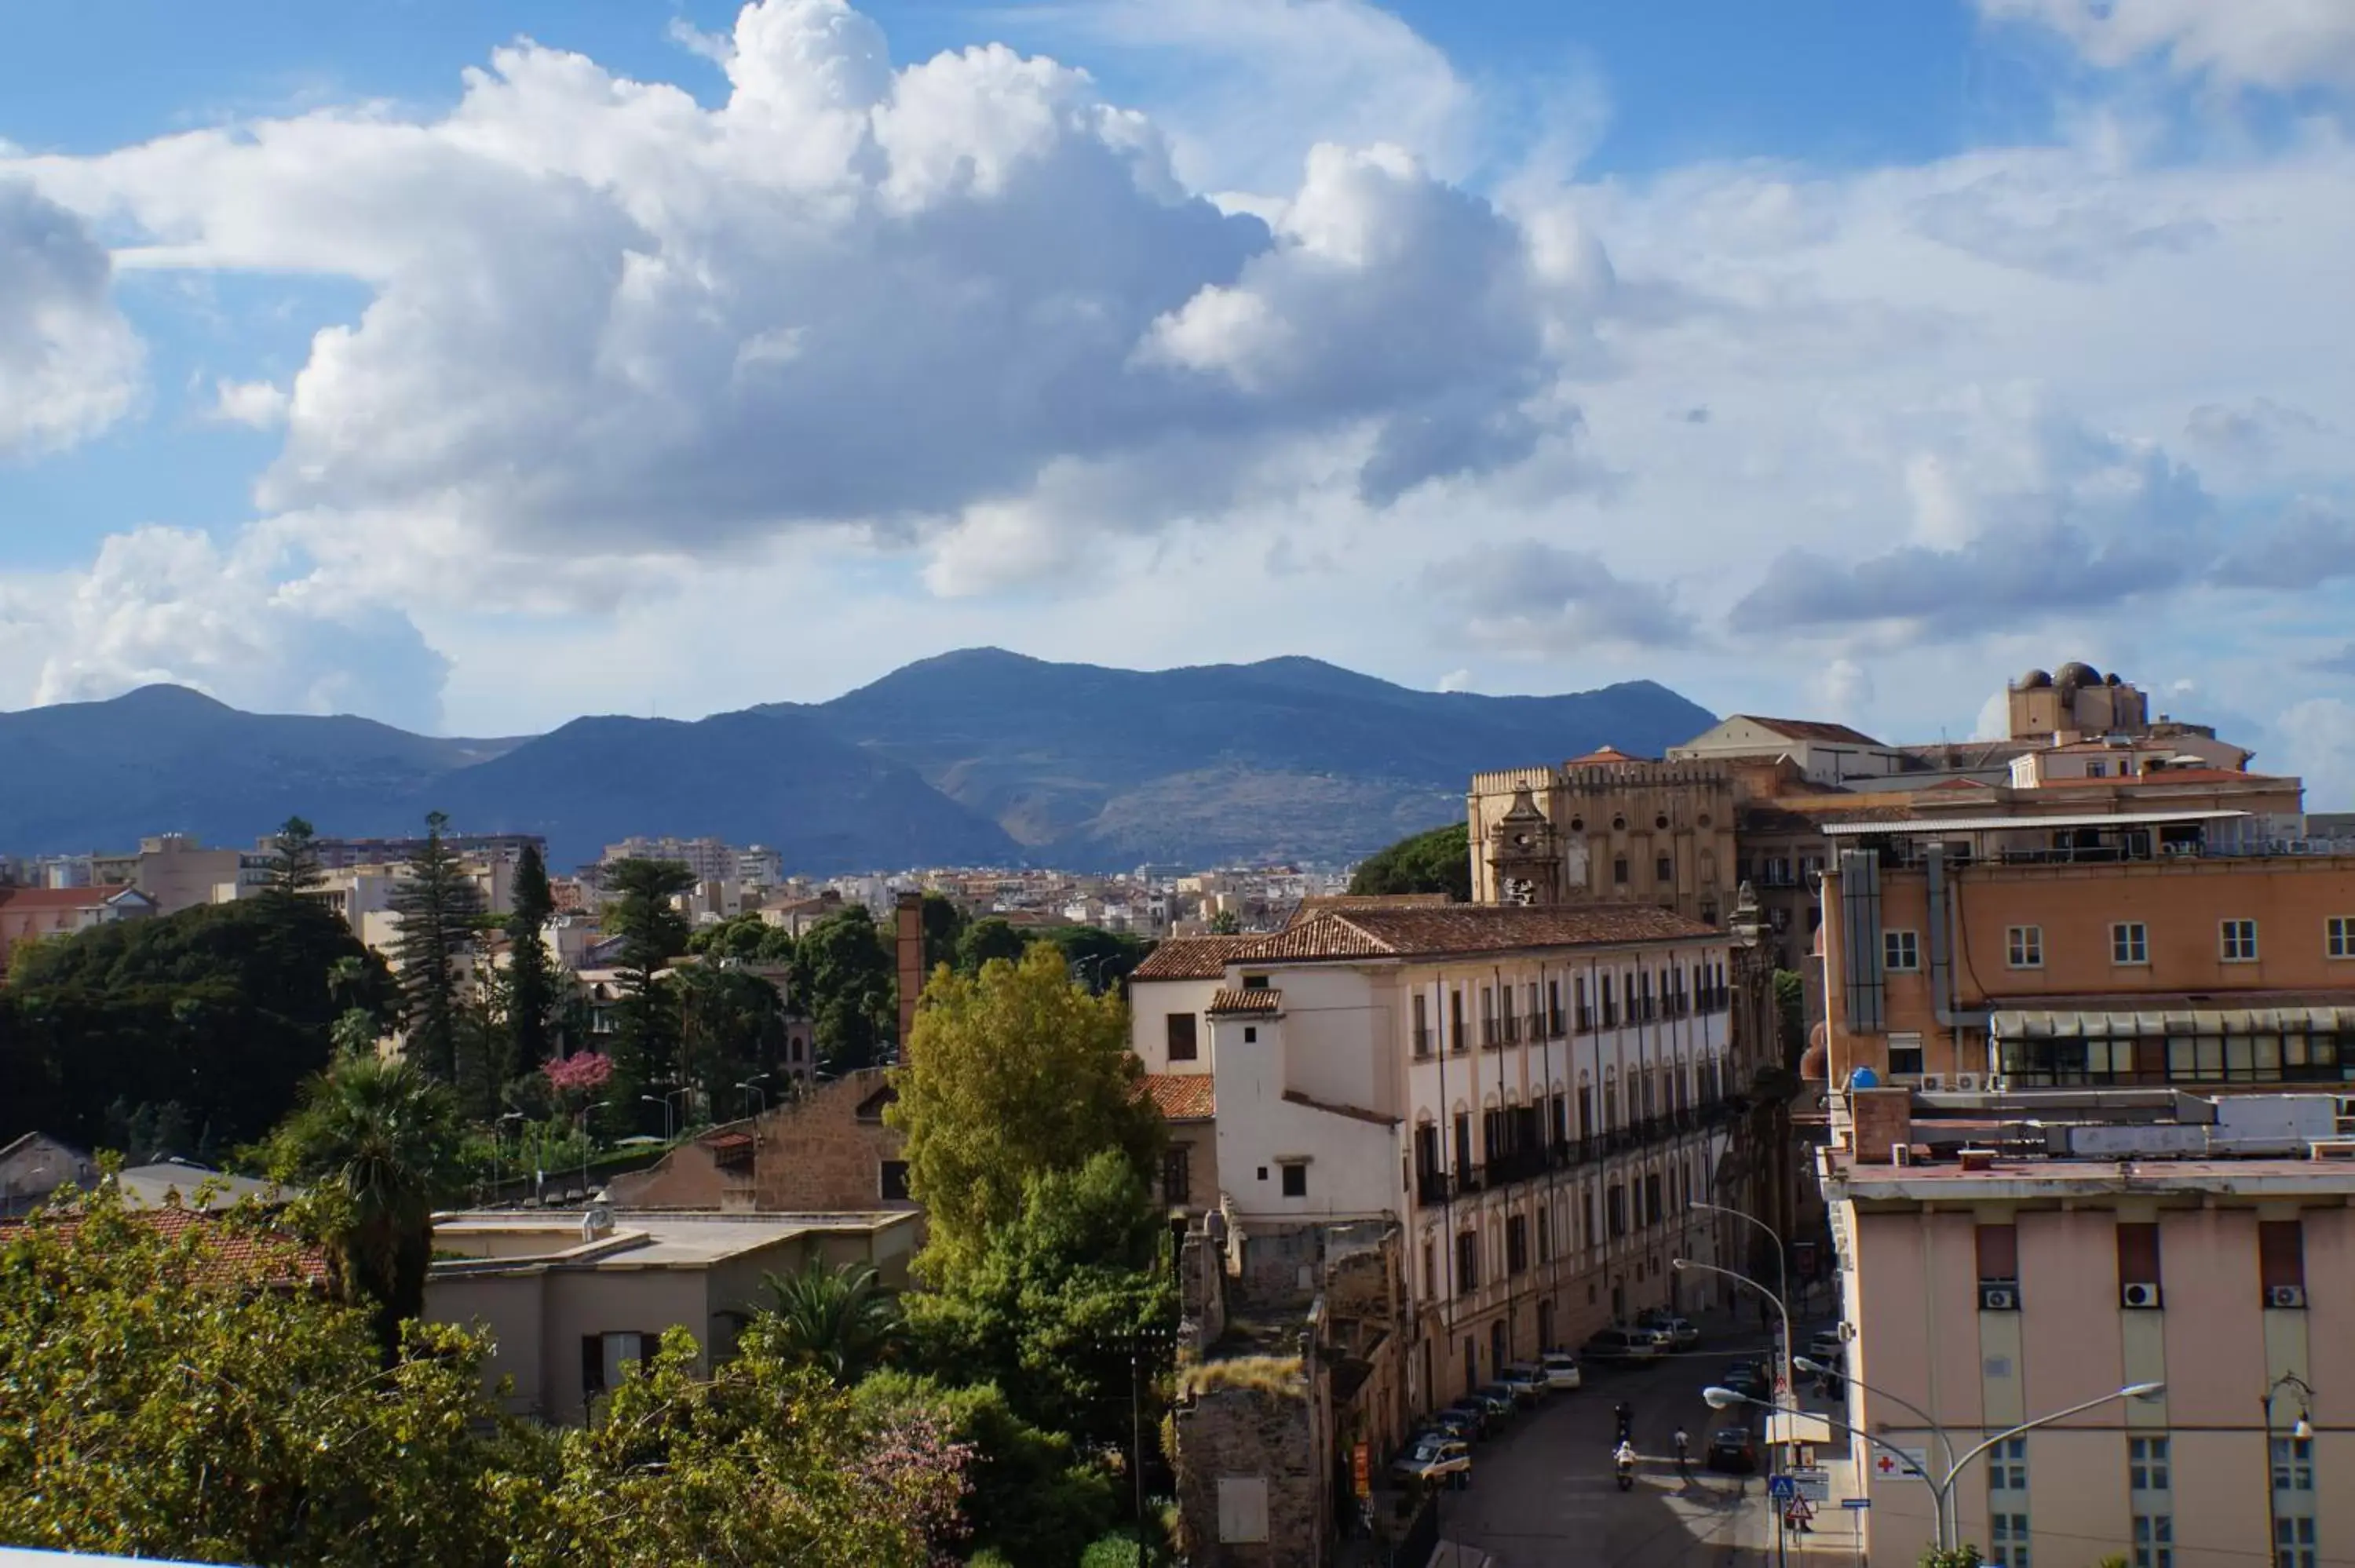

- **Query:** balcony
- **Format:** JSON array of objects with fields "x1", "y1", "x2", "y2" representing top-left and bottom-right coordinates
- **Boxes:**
[
  {"x1": 1576, "y1": 1007, "x2": 1596, "y2": 1033},
  {"x1": 1550, "y1": 1009, "x2": 1568, "y2": 1037},
  {"x1": 1415, "y1": 1169, "x2": 1451, "y2": 1206},
  {"x1": 1454, "y1": 1162, "x2": 1485, "y2": 1196},
  {"x1": 1487, "y1": 1147, "x2": 1548, "y2": 1186}
]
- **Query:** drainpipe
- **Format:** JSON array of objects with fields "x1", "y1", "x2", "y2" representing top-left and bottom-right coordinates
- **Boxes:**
[{"x1": 1924, "y1": 847, "x2": 1991, "y2": 1084}]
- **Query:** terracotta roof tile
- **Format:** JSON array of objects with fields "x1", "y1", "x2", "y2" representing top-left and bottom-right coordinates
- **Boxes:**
[
  {"x1": 0, "y1": 882, "x2": 140, "y2": 910},
  {"x1": 1564, "y1": 744, "x2": 1656, "y2": 766},
  {"x1": 1286, "y1": 893, "x2": 1451, "y2": 928},
  {"x1": 0, "y1": 1205, "x2": 329, "y2": 1287},
  {"x1": 1235, "y1": 903, "x2": 1714, "y2": 963},
  {"x1": 1209, "y1": 986, "x2": 1283, "y2": 1014},
  {"x1": 1132, "y1": 935, "x2": 1255, "y2": 981},
  {"x1": 1732, "y1": 715, "x2": 1887, "y2": 747},
  {"x1": 1140, "y1": 1073, "x2": 1215, "y2": 1121}
]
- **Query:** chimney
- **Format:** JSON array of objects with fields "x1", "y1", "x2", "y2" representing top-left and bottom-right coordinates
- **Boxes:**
[
  {"x1": 1850, "y1": 1086, "x2": 1915, "y2": 1165},
  {"x1": 895, "y1": 891, "x2": 925, "y2": 1056}
]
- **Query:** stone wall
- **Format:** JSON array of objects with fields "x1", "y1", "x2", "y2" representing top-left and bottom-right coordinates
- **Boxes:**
[{"x1": 1172, "y1": 1375, "x2": 1327, "y2": 1568}]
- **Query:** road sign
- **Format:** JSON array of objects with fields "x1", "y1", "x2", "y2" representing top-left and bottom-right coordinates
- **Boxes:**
[
  {"x1": 1767, "y1": 1475, "x2": 1797, "y2": 1502},
  {"x1": 1871, "y1": 1446, "x2": 1930, "y2": 1482},
  {"x1": 1789, "y1": 1467, "x2": 1831, "y2": 1503},
  {"x1": 1841, "y1": 1497, "x2": 1872, "y2": 1511}
]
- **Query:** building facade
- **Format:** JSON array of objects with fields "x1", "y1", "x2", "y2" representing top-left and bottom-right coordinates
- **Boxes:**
[
  {"x1": 1823, "y1": 1087, "x2": 2354, "y2": 1567},
  {"x1": 1816, "y1": 810, "x2": 2355, "y2": 1091},
  {"x1": 1466, "y1": 759, "x2": 1740, "y2": 925},
  {"x1": 1128, "y1": 905, "x2": 1749, "y2": 1418}
]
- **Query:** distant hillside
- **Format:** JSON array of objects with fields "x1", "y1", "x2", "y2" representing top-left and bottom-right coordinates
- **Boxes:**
[{"x1": 0, "y1": 654, "x2": 1714, "y2": 870}]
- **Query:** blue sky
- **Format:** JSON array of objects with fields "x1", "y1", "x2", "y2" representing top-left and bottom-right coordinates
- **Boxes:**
[{"x1": 4, "y1": 0, "x2": 2355, "y2": 797}]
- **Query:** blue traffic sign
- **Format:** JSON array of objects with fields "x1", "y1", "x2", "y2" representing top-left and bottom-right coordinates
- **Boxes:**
[
  {"x1": 1841, "y1": 1498, "x2": 1871, "y2": 1511},
  {"x1": 1767, "y1": 1476, "x2": 1797, "y2": 1501}
]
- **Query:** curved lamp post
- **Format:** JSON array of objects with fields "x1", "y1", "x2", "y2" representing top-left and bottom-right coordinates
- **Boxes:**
[
  {"x1": 1674, "y1": 1256, "x2": 1794, "y2": 1438},
  {"x1": 1797, "y1": 1355, "x2": 1960, "y2": 1544},
  {"x1": 1705, "y1": 1380, "x2": 2164, "y2": 1552},
  {"x1": 2263, "y1": 1372, "x2": 2317, "y2": 1566},
  {"x1": 1692, "y1": 1200, "x2": 1790, "y2": 1339}
]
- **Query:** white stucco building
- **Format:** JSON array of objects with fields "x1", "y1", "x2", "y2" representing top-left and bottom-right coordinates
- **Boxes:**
[{"x1": 1130, "y1": 903, "x2": 1749, "y2": 1415}]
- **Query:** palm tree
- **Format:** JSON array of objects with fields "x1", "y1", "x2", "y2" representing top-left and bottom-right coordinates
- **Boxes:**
[
  {"x1": 751, "y1": 1257, "x2": 905, "y2": 1384},
  {"x1": 266, "y1": 1052, "x2": 462, "y2": 1363}
]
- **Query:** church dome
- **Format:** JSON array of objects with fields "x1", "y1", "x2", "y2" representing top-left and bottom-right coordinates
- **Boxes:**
[
  {"x1": 2016, "y1": 668, "x2": 2052, "y2": 689},
  {"x1": 2054, "y1": 660, "x2": 2100, "y2": 689}
]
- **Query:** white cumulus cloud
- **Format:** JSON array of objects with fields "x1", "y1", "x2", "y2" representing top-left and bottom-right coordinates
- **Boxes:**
[
  {"x1": 0, "y1": 180, "x2": 141, "y2": 460},
  {"x1": 1980, "y1": 0, "x2": 2355, "y2": 92}
]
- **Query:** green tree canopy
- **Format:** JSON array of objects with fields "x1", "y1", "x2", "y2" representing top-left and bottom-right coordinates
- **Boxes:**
[
  {"x1": 906, "y1": 1149, "x2": 1177, "y2": 1449},
  {"x1": 1346, "y1": 820, "x2": 1471, "y2": 901},
  {"x1": 263, "y1": 1051, "x2": 465, "y2": 1362},
  {"x1": 600, "y1": 857, "x2": 696, "y2": 1126},
  {"x1": 264, "y1": 815, "x2": 327, "y2": 898},
  {"x1": 0, "y1": 895, "x2": 396, "y2": 1150},
  {"x1": 922, "y1": 892, "x2": 966, "y2": 973},
  {"x1": 675, "y1": 963, "x2": 788, "y2": 1122},
  {"x1": 390, "y1": 811, "x2": 487, "y2": 1084},
  {"x1": 888, "y1": 944, "x2": 1161, "y2": 1285},
  {"x1": 955, "y1": 916, "x2": 1028, "y2": 972},
  {"x1": 793, "y1": 906, "x2": 896, "y2": 1074},
  {"x1": 505, "y1": 841, "x2": 561, "y2": 1067},
  {"x1": 748, "y1": 1257, "x2": 905, "y2": 1386}
]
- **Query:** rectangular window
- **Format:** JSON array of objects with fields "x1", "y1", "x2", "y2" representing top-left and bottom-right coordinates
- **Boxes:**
[
  {"x1": 1455, "y1": 1229, "x2": 1481, "y2": 1293},
  {"x1": 2129, "y1": 1436, "x2": 2171, "y2": 1493},
  {"x1": 1280, "y1": 1162, "x2": 1307, "y2": 1198},
  {"x1": 1166, "y1": 1012, "x2": 1199, "y2": 1062},
  {"x1": 1977, "y1": 1223, "x2": 2020, "y2": 1285},
  {"x1": 2222, "y1": 918, "x2": 2260, "y2": 961},
  {"x1": 2006, "y1": 925, "x2": 2043, "y2": 968},
  {"x1": 1506, "y1": 1215, "x2": 1528, "y2": 1275},
  {"x1": 1162, "y1": 1148, "x2": 1190, "y2": 1207},
  {"x1": 1990, "y1": 1512, "x2": 2031, "y2": 1568},
  {"x1": 1887, "y1": 1032, "x2": 1926, "y2": 1078},
  {"x1": 1656, "y1": 855, "x2": 1673, "y2": 882},
  {"x1": 880, "y1": 1159, "x2": 911, "y2": 1202},
  {"x1": 1613, "y1": 856, "x2": 1630, "y2": 885},
  {"x1": 2273, "y1": 1435, "x2": 2315, "y2": 1493},
  {"x1": 1884, "y1": 929, "x2": 1921, "y2": 972},
  {"x1": 1549, "y1": 979, "x2": 1565, "y2": 1035},
  {"x1": 2331, "y1": 916, "x2": 2355, "y2": 960},
  {"x1": 2118, "y1": 1222, "x2": 2162, "y2": 1299},
  {"x1": 2113, "y1": 921, "x2": 2149, "y2": 965},
  {"x1": 2132, "y1": 1514, "x2": 2173, "y2": 1568},
  {"x1": 1412, "y1": 993, "x2": 1430, "y2": 1057},
  {"x1": 1988, "y1": 1436, "x2": 2028, "y2": 1492},
  {"x1": 1450, "y1": 990, "x2": 1466, "y2": 1054},
  {"x1": 2276, "y1": 1516, "x2": 2316, "y2": 1568},
  {"x1": 1422, "y1": 1239, "x2": 1436, "y2": 1300},
  {"x1": 1536, "y1": 1206, "x2": 1551, "y2": 1263},
  {"x1": 2261, "y1": 1220, "x2": 2306, "y2": 1296}
]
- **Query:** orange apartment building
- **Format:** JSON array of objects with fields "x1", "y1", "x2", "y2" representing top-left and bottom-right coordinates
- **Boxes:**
[{"x1": 1817, "y1": 809, "x2": 2355, "y2": 1093}]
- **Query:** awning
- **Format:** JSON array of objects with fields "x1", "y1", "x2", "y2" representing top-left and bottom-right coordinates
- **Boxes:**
[
  {"x1": 1992, "y1": 1006, "x2": 2355, "y2": 1040},
  {"x1": 1821, "y1": 809, "x2": 2248, "y2": 837}
]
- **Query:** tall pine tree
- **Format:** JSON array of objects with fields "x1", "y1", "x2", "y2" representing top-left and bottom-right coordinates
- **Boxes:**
[
  {"x1": 264, "y1": 815, "x2": 326, "y2": 899},
  {"x1": 601, "y1": 857, "x2": 696, "y2": 1129},
  {"x1": 505, "y1": 841, "x2": 560, "y2": 1067},
  {"x1": 389, "y1": 811, "x2": 484, "y2": 1083}
]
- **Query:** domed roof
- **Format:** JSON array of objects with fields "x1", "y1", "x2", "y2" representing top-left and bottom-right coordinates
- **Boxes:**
[
  {"x1": 2054, "y1": 660, "x2": 2101, "y2": 687},
  {"x1": 2105, "y1": 672, "x2": 2122, "y2": 686},
  {"x1": 2016, "y1": 668, "x2": 2053, "y2": 689},
  {"x1": 1799, "y1": 1041, "x2": 1829, "y2": 1082}
]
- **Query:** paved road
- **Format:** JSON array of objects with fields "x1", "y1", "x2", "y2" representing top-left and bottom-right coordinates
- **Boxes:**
[{"x1": 1437, "y1": 1329, "x2": 1798, "y2": 1568}]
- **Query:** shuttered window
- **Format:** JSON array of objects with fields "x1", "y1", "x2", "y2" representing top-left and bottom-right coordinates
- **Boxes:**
[
  {"x1": 1977, "y1": 1223, "x2": 2019, "y2": 1282},
  {"x1": 2260, "y1": 1221, "x2": 2306, "y2": 1292},
  {"x1": 2117, "y1": 1222, "x2": 2161, "y2": 1285}
]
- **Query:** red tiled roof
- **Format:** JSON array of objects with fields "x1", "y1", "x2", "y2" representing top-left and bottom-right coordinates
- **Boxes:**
[
  {"x1": 702, "y1": 1132, "x2": 754, "y2": 1154},
  {"x1": 1132, "y1": 935, "x2": 1255, "y2": 981},
  {"x1": 1140, "y1": 1074, "x2": 1215, "y2": 1121},
  {"x1": 1286, "y1": 893, "x2": 1451, "y2": 928},
  {"x1": 0, "y1": 882, "x2": 138, "y2": 910},
  {"x1": 1732, "y1": 716, "x2": 1886, "y2": 747},
  {"x1": 1235, "y1": 903, "x2": 1713, "y2": 963},
  {"x1": 0, "y1": 1205, "x2": 329, "y2": 1287},
  {"x1": 1209, "y1": 986, "x2": 1283, "y2": 1014},
  {"x1": 1564, "y1": 744, "x2": 1655, "y2": 766}
]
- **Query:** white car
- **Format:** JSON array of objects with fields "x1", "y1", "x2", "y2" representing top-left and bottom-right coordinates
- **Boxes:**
[
  {"x1": 1539, "y1": 1352, "x2": 1583, "y2": 1391},
  {"x1": 1391, "y1": 1436, "x2": 1473, "y2": 1486},
  {"x1": 1499, "y1": 1364, "x2": 1550, "y2": 1402}
]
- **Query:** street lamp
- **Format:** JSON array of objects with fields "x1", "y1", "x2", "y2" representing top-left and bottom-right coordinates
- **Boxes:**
[
  {"x1": 1705, "y1": 1380, "x2": 2164, "y2": 1552},
  {"x1": 641, "y1": 1094, "x2": 674, "y2": 1143},
  {"x1": 1674, "y1": 1256, "x2": 1795, "y2": 1438},
  {"x1": 1692, "y1": 1201, "x2": 1790, "y2": 1340},
  {"x1": 736, "y1": 1078, "x2": 769, "y2": 1119},
  {"x1": 2264, "y1": 1372, "x2": 2317, "y2": 1566},
  {"x1": 1796, "y1": 1355, "x2": 1959, "y2": 1543},
  {"x1": 579, "y1": 1100, "x2": 610, "y2": 1192}
]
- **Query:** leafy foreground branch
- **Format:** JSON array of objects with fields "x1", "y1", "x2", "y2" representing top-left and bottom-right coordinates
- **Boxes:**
[{"x1": 0, "y1": 1178, "x2": 965, "y2": 1568}]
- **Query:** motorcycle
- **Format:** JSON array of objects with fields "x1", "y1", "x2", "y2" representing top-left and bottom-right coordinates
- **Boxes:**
[{"x1": 1615, "y1": 1457, "x2": 1635, "y2": 1492}]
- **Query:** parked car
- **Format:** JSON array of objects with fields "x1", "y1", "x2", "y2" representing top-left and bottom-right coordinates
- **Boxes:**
[
  {"x1": 1499, "y1": 1364, "x2": 1549, "y2": 1402},
  {"x1": 1583, "y1": 1326, "x2": 1665, "y2": 1366},
  {"x1": 1391, "y1": 1435, "x2": 1473, "y2": 1488},
  {"x1": 1808, "y1": 1329, "x2": 1848, "y2": 1364},
  {"x1": 1439, "y1": 1401, "x2": 1488, "y2": 1440},
  {"x1": 1639, "y1": 1311, "x2": 1701, "y2": 1348},
  {"x1": 1706, "y1": 1423, "x2": 1760, "y2": 1475},
  {"x1": 1539, "y1": 1352, "x2": 1584, "y2": 1391},
  {"x1": 1473, "y1": 1384, "x2": 1521, "y2": 1417},
  {"x1": 1716, "y1": 1359, "x2": 1772, "y2": 1404}
]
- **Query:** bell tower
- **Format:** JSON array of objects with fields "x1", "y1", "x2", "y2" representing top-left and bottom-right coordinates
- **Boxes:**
[{"x1": 1484, "y1": 786, "x2": 1564, "y2": 906}]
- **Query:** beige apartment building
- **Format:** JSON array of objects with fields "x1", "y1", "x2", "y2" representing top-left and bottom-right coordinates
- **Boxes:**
[
  {"x1": 1816, "y1": 808, "x2": 2355, "y2": 1092},
  {"x1": 1128, "y1": 904, "x2": 1755, "y2": 1418},
  {"x1": 425, "y1": 1206, "x2": 920, "y2": 1424},
  {"x1": 1823, "y1": 1086, "x2": 2353, "y2": 1567}
]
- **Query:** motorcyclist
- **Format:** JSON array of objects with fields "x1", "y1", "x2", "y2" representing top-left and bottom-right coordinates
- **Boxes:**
[{"x1": 1613, "y1": 1439, "x2": 1638, "y2": 1489}]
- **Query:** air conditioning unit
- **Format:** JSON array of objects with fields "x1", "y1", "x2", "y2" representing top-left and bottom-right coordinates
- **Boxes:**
[
  {"x1": 2121, "y1": 1281, "x2": 2162, "y2": 1310},
  {"x1": 1979, "y1": 1284, "x2": 2019, "y2": 1312},
  {"x1": 1920, "y1": 1074, "x2": 1946, "y2": 1091},
  {"x1": 1955, "y1": 1074, "x2": 1981, "y2": 1092},
  {"x1": 2269, "y1": 1285, "x2": 2308, "y2": 1309}
]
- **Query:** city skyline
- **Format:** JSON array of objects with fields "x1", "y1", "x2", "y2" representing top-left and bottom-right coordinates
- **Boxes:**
[{"x1": 3, "y1": 1, "x2": 2352, "y2": 798}]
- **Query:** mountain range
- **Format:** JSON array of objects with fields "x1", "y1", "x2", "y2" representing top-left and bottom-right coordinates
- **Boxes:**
[{"x1": 0, "y1": 651, "x2": 1716, "y2": 872}]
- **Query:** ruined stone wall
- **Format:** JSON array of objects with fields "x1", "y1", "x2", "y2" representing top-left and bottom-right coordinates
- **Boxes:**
[
  {"x1": 1172, "y1": 1378, "x2": 1327, "y2": 1568},
  {"x1": 607, "y1": 1068, "x2": 911, "y2": 1213}
]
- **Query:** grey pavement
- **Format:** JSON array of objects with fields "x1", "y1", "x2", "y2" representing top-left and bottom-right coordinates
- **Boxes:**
[{"x1": 1434, "y1": 1311, "x2": 1828, "y2": 1568}]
